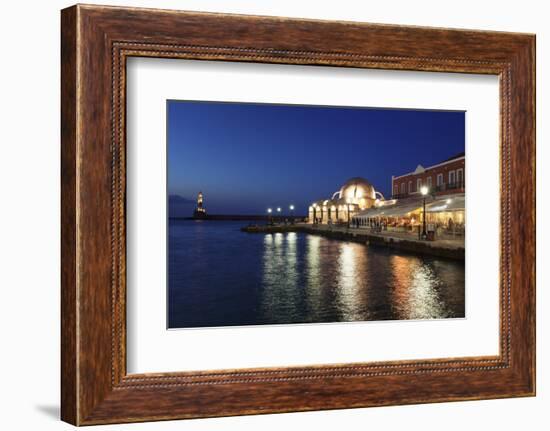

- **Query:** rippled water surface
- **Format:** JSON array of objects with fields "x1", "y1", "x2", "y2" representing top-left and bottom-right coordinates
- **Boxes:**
[{"x1": 168, "y1": 220, "x2": 465, "y2": 328}]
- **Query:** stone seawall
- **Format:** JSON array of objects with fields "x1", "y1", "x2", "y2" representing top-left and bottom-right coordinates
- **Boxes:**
[
  {"x1": 173, "y1": 215, "x2": 306, "y2": 222},
  {"x1": 241, "y1": 224, "x2": 464, "y2": 260}
]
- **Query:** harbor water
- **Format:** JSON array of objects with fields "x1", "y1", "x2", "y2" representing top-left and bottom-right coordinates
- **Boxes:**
[{"x1": 168, "y1": 220, "x2": 465, "y2": 329}]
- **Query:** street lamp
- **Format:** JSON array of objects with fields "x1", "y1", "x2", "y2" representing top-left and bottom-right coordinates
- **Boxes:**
[
  {"x1": 289, "y1": 204, "x2": 295, "y2": 224},
  {"x1": 420, "y1": 186, "x2": 428, "y2": 239},
  {"x1": 346, "y1": 198, "x2": 352, "y2": 228},
  {"x1": 267, "y1": 208, "x2": 272, "y2": 225}
]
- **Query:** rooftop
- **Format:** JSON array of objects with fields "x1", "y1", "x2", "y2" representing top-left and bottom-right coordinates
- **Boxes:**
[{"x1": 393, "y1": 152, "x2": 465, "y2": 179}]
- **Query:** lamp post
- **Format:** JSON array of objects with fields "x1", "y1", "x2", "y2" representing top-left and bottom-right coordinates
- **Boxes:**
[
  {"x1": 276, "y1": 207, "x2": 281, "y2": 223},
  {"x1": 289, "y1": 204, "x2": 294, "y2": 224},
  {"x1": 420, "y1": 186, "x2": 428, "y2": 240},
  {"x1": 267, "y1": 208, "x2": 272, "y2": 225},
  {"x1": 346, "y1": 199, "x2": 352, "y2": 228}
]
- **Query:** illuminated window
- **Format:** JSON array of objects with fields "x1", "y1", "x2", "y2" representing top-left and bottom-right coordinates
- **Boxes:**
[
  {"x1": 427, "y1": 176, "x2": 432, "y2": 189},
  {"x1": 449, "y1": 170, "x2": 456, "y2": 185},
  {"x1": 457, "y1": 168, "x2": 464, "y2": 187},
  {"x1": 401, "y1": 183, "x2": 405, "y2": 194},
  {"x1": 416, "y1": 178, "x2": 422, "y2": 192},
  {"x1": 408, "y1": 181, "x2": 412, "y2": 193},
  {"x1": 437, "y1": 173, "x2": 443, "y2": 186}
]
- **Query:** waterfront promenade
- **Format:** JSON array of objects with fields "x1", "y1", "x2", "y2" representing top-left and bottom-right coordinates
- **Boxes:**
[{"x1": 241, "y1": 223, "x2": 464, "y2": 260}]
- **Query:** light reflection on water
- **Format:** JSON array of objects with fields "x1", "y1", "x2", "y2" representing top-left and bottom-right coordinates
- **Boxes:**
[
  {"x1": 390, "y1": 255, "x2": 446, "y2": 320},
  {"x1": 168, "y1": 220, "x2": 465, "y2": 328},
  {"x1": 336, "y1": 243, "x2": 366, "y2": 321}
]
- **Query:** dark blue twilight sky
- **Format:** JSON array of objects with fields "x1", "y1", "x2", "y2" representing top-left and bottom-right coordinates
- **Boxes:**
[{"x1": 168, "y1": 101, "x2": 464, "y2": 216}]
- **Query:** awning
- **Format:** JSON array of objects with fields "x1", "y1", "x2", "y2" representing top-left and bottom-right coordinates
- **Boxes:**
[
  {"x1": 354, "y1": 200, "x2": 422, "y2": 218},
  {"x1": 353, "y1": 194, "x2": 465, "y2": 219},
  {"x1": 384, "y1": 201, "x2": 425, "y2": 217},
  {"x1": 426, "y1": 196, "x2": 465, "y2": 213}
]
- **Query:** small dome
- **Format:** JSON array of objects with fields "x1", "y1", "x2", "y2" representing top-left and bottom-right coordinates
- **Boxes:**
[
  {"x1": 339, "y1": 177, "x2": 376, "y2": 201},
  {"x1": 310, "y1": 199, "x2": 325, "y2": 208}
]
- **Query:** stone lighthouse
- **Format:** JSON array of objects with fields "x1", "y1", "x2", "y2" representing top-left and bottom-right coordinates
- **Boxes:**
[{"x1": 193, "y1": 191, "x2": 207, "y2": 219}]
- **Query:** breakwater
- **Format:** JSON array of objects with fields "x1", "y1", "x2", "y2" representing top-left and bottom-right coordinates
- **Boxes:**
[
  {"x1": 241, "y1": 223, "x2": 464, "y2": 260},
  {"x1": 171, "y1": 215, "x2": 306, "y2": 222}
]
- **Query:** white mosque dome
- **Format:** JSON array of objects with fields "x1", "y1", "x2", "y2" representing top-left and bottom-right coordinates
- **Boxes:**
[{"x1": 338, "y1": 177, "x2": 376, "y2": 202}]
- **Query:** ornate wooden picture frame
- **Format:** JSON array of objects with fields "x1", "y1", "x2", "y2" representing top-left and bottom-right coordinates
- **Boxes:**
[{"x1": 61, "y1": 4, "x2": 535, "y2": 425}]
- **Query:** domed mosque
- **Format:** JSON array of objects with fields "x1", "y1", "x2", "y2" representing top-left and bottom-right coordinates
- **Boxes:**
[{"x1": 308, "y1": 177, "x2": 385, "y2": 224}]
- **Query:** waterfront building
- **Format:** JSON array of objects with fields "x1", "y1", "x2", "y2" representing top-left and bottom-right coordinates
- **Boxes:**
[
  {"x1": 353, "y1": 152, "x2": 466, "y2": 237},
  {"x1": 193, "y1": 191, "x2": 207, "y2": 218},
  {"x1": 308, "y1": 177, "x2": 384, "y2": 224},
  {"x1": 307, "y1": 153, "x2": 466, "y2": 238},
  {"x1": 352, "y1": 194, "x2": 465, "y2": 235},
  {"x1": 391, "y1": 152, "x2": 465, "y2": 199}
]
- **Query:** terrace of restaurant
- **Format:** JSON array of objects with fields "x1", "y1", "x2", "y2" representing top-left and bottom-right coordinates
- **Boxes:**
[{"x1": 352, "y1": 194, "x2": 465, "y2": 240}]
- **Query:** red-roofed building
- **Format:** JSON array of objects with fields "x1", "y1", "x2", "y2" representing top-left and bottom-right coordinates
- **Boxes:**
[{"x1": 391, "y1": 152, "x2": 465, "y2": 199}]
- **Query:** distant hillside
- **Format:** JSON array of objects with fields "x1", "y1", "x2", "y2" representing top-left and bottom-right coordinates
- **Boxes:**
[{"x1": 168, "y1": 194, "x2": 195, "y2": 218}]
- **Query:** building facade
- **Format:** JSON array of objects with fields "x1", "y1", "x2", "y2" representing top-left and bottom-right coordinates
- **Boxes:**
[
  {"x1": 352, "y1": 152, "x2": 466, "y2": 236},
  {"x1": 352, "y1": 194, "x2": 465, "y2": 233},
  {"x1": 306, "y1": 153, "x2": 466, "y2": 236},
  {"x1": 391, "y1": 152, "x2": 465, "y2": 199},
  {"x1": 308, "y1": 177, "x2": 383, "y2": 224}
]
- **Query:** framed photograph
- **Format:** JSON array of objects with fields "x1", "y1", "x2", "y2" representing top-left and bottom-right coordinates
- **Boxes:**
[{"x1": 61, "y1": 4, "x2": 535, "y2": 425}]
